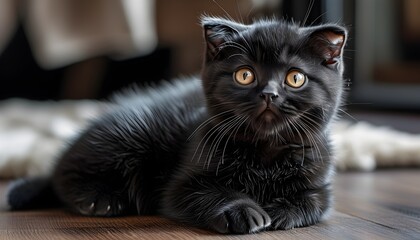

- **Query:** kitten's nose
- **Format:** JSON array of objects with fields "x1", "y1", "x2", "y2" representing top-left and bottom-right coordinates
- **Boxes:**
[{"x1": 260, "y1": 91, "x2": 279, "y2": 103}]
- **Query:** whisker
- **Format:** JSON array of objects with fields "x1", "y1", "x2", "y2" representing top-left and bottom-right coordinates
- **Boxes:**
[
  {"x1": 187, "y1": 109, "x2": 233, "y2": 141},
  {"x1": 228, "y1": 53, "x2": 249, "y2": 59},
  {"x1": 285, "y1": 117, "x2": 305, "y2": 165},
  {"x1": 191, "y1": 114, "x2": 237, "y2": 164},
  {"x1": 308, "y1": 12, "x2": 327, "y2": 27},
  {"x1": 235, "y1": 0, "x2": 244, "y2": 24},
  {"x1": 219, "y1": 41, "x2": 250, "y2": 54},
  {"x1": 302, "y1": 0, "x2": 315, "y2": 27},
  {"x1": 216, "y1": 116, "x2": 248, "y2": 174},
  {"x1": 337, "y1": 108, "x2": 358, "y2": 122},
  {"x1": 206, "y1": 116, "x2": 242, "y2": 169},
  {"x1": 297, "y1": 119, "x2": 324, "y2": 162},
  {"x1": 212, "y1": 0, "x2": 234, "y2": 21},
  {"x1": 298, "y1": 114, "x2": 331, "y2": 160},
  {"x1": 246, "y1": 5, "x2": 256, "y2": 20}
]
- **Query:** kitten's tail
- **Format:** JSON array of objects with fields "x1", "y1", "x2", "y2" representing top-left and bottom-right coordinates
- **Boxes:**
[{"x1": 4, "y1": 176, "x2": 59, "y2": 210}]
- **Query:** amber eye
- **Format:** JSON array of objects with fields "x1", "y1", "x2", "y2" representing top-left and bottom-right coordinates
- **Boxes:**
[
  {"x1": 285, "y1": 70, "x2": 306, "y2": 88},
  {"x1": 234, "y1": 68, "x2": 255, "y2": 85}
]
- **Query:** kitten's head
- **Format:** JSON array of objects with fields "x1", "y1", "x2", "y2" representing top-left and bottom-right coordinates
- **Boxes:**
[{"x1": 200, "y1": 16, "x2": 347, "y2": 143}]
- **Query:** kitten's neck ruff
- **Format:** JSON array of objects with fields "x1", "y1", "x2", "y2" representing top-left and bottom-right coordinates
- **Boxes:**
[
  {"x1": 197, "y1": 123, "x2": 325, "y2": 168},
  {"x1": 203, "y1": 119, "x2": 324, "y2": 147}
]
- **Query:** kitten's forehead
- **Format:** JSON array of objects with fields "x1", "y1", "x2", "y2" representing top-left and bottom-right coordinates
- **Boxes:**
[
  {"x1": 258, "y1": 20, "x2": 301, "y2": 33},
  {"x1": 248, "y1": 20, "x2": 303, "y2": 47},
  {"x1": 235, "y1": 20, "x2": 304, "y2": 64}
]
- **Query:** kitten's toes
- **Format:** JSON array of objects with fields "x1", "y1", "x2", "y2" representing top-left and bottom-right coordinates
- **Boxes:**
[
  {"x1": 211, "y1": 199, "x2": 271, "y2": 234},
  {"x1": 244, "y1": 206, "x2": 272, "y2": 232},
  {"x1": 77, "y1": 196, "x2": 126, "y2": 217},
  {"x1": 270, "y1": 215, "x2": 299, "y2": 230}
]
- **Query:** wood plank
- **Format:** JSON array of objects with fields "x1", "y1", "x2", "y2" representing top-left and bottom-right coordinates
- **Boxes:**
[
  {"x1": 334, "y1": 169, "x2": 420, "y2": 238},
  {"x1": 0, "y1": 209, "x2": 410, "y2": 240},
  {"x1": 1, "y1": 170, "x2": 420, "y2": 239}
]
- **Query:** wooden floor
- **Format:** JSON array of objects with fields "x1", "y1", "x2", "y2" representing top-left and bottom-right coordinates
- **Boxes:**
[{"x1": 1, "y1": 169, "x2": 419, "y2": 240}]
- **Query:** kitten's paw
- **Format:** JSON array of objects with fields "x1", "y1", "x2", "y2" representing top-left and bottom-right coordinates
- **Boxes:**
[
  {"x1": 270, "y1": 215, "x2": 298, "y2": 230},
  {"x1": 265, "y1": 201, "x2": 312, "y2": 230},
  {"x1": 210, "y1": 199, "x2": 271, "y2": 234},
  {"x1": 76, "y1": 195, "x2": 126, "y2": 217}
]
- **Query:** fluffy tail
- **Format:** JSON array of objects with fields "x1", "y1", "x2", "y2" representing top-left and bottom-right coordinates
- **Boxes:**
[{"x1": 6, "y1": 176, "x2": 59, "y2": 210}]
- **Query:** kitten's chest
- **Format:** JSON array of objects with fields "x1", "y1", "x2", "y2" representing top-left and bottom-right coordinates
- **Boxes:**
[{"x1": 216, "y1": 146, "x2": 304, "y2": 202}]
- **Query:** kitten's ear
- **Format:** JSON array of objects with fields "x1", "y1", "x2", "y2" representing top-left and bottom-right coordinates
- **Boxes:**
[
  {"x1": 306, "y1": 25, "x2": 347, "y2": 66},
  {"x1": 201, "y1": 16, "x2": 248, "y2": 59}
]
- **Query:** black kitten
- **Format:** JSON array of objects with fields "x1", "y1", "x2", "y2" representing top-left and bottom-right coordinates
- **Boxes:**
[{"x1": 7, "y1": 16, "x2": 347, "y2": 234}]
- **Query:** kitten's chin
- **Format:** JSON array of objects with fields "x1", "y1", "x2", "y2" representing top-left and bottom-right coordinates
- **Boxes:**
[
  {"x1": 251, "y1": 110, "x2": 286, "y2": 139},
  {"x1": 260, "y1": 110, "x2": 277, "y2": 122}
]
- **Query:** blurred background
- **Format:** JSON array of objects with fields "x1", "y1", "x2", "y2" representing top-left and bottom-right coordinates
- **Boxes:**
[{"x1": 0, "y1": 0, "x2": 419, "y2": 111}]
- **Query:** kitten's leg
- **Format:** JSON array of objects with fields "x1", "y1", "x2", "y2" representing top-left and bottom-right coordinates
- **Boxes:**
[
  {"x1": 263, "y1": 144, "x2": 332, "y2": 229},
  {"x1": 263, "y1": 186, "x2": 331, "y2": 230},
  {"x1": 53, "y1": 167, "x2": 130, "y2": 217},
  {"x1": 162, "y1": 180, "x2": 271, "y2": 234},
  {"x1": 262, "y1": 144, "x2": 333, "y2": 230}
]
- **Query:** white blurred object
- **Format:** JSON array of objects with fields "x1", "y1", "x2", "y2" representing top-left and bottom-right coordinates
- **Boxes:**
[
  {"x1": 332, "y1": 121, "x2": 420, "y2": 171},
  {"x1": 0, "y1": 99, "x2": 107, "y2": 178},
  {"x1": 0, "y1": 0, "x2": 156, "y2": 69}
]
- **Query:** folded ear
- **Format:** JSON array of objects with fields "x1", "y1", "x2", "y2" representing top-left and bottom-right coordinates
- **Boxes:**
[
  {"x1": 306, "y1": 25, "x2": 347, "y2": 66},
  {"x1": 201, "y1": 16, "x2": 248, "y2": 60}
]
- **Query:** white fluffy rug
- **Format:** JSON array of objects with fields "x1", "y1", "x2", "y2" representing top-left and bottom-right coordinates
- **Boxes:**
[
  {"x1": 1, "y1": 98, "x2": 420, "y2": 178},
  {"x1": 0, "y1": 99, "x2": 107, "y2": 178}
]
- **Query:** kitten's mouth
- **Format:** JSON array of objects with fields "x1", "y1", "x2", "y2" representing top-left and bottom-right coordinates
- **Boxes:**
[{"x1": 257, "y1": 106, "x2": 281, "y2": 122}]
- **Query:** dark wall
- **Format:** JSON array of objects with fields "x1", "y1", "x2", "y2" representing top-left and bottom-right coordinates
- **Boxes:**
[{"x1": 0, "y1": 23, "x2": 172, "y2": 101}]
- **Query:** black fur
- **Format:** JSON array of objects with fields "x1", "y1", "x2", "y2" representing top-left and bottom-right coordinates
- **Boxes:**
[{"x1": 7, "y1": 17, "x2": 347, "y2": 234}]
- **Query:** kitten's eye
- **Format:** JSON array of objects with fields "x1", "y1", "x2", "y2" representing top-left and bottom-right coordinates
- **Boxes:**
[
  {"x1": 234, "y1": 68, "x2": 255, "y2": 85},
  {"x1": 285, "y1": 70, "x2": 306, "y2": 88}
]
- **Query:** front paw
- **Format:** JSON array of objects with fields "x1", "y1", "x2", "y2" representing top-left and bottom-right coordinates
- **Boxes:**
[
  {"x1": 264, "y1": 200, "x2": 297, "y2": 230},
  {"x1": 75, "y1": 194, "x2": 126, "y2": 217},
  {"x1": 265, "y1": 199, "x2": 320, "y2": 230},
  {"x1": 210, "y1": 199, "x2": 271, "y2": 234}
]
